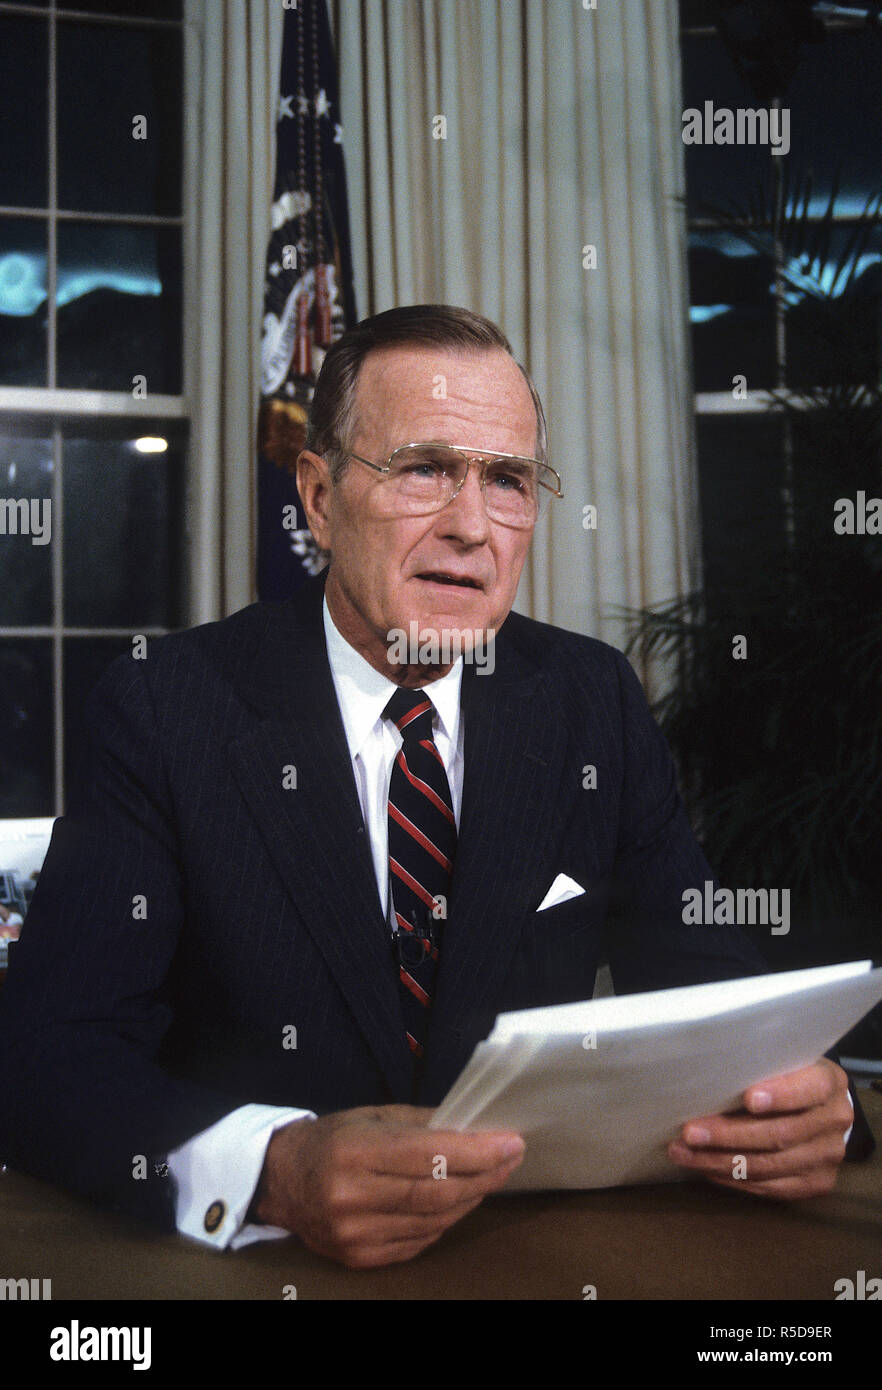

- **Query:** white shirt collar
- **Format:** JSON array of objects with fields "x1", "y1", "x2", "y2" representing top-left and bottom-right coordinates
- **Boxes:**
[{"x1": 322, "y1": 594, "x2": 463, "y2": 759}]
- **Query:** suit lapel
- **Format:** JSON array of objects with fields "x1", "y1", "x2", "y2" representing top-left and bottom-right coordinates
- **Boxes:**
[
  {"x1": 419, "y1": 630, "x2": 571, "y2": 1102},
  {"x1": 227, "y1": 578, "x2": 413, "y2": 1102}
]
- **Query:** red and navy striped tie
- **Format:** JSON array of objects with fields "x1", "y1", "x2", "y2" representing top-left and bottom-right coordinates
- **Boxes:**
[{"x1": 385, "y1": 686, "x2": 456, "y2": 1064}]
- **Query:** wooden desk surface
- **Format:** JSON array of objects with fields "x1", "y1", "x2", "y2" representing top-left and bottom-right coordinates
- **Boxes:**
[{"x1": 1, "y1": 1089, "x2": 880, "y2": 1302}]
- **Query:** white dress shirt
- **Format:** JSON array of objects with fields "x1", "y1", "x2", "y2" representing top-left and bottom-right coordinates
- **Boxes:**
[{"x1": 166, "y1": 595, "x2": 464, "y2": 1249}]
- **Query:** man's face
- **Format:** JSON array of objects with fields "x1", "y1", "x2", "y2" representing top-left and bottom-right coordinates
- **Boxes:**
[{"x1": 298, "y1": 345, "x2": 539, "y2": 679}]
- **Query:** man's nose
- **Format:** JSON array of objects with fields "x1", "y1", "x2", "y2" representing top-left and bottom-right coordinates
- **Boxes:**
[{"x1": 439, "y1": 461, "x2": 491, "y2": 542}]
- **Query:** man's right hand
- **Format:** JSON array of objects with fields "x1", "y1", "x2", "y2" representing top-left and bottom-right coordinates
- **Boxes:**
[{"x1": 252, "y1": 1104, "x2": 525, "y2": 1268}]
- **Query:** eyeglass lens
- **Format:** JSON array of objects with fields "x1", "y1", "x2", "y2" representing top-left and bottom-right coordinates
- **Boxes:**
[{"x1": 386, "y1": 445, "x2": 540, "y2": 524}]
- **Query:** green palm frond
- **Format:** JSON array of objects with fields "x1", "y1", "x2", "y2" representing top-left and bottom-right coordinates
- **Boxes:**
[{"x1": 697, "y1": 174, "x2": 882, "y2": 304}]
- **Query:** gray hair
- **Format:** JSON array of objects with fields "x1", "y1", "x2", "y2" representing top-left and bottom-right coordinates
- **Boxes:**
[{"x1": 304, "y1": 304, "x2": 547, "y2": 482}]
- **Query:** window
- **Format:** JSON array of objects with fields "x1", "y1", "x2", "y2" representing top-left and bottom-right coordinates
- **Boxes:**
[
  {"x1": 0, "y1": 0, "x2": 186, "y2": 817},
  {"x1": 679, "y1": 1, "x2": 882, "y2": 612},
  {"x1": 680, "y1": 5, "x2": 882, "y2": 398},
  {"x1": 672, "y1": 2, "x2": 882, "y2": 975}
]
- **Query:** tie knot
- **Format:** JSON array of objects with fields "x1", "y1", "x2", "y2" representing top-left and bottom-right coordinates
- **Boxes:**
[{"x1": 384, "y1": 687, "x2": 436, "y2": 741}]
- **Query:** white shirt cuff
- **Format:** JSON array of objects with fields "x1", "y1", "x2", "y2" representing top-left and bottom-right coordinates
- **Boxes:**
[
  {"x1": 165, "y1": 1103, "x2": 316, "y2": 1250},
  {"x1": 843, "y1": 1085, "x2": 854, "y2": 1148}
]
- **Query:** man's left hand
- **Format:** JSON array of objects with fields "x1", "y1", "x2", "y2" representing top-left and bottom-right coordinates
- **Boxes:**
[{"x1": 667, "y1": 1058, "x2": 853, "y2": 1199}]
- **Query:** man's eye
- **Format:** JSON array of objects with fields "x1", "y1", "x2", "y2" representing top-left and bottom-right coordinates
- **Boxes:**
[
  {"x1": 401, "y1": 452, "x2": 459, "y2": 477},
  {"x1": 403, "y1": 459, "x2": 444, "y2": 476},
  {"x1": 488, "y1": 468, "x2": 527, "y2": 492}
]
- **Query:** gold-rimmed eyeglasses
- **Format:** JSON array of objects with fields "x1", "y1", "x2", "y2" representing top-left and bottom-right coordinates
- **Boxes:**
[{"x1": 344, "y1": 442, "x2": 563, "y2": 529}]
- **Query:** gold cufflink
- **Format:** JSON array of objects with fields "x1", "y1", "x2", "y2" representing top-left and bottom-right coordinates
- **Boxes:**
[{"x1": 204, "y1": 1200, "x2": 226, "y2": 1234}]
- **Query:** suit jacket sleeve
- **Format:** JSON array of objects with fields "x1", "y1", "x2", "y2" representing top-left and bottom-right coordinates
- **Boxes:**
[
  {"x1": 604, "y1": 648, "x2": 775, "y2": 991},
  {"x1": 0, "y1": 654, "x2": 240, "y2": 1230}
]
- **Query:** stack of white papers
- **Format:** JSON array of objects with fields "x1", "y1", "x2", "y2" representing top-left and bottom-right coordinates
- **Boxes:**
[{"x1": 430, "y1": 960, "x2": 882, "y2": 1190}]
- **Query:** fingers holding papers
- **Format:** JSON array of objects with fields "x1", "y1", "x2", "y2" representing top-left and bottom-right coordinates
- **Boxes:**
[
  {"x1": 252, "y1": 1104, "x2": 526, "y2": 1268},
  {"x1": 667, "y1": 1058, "x2": 853, "y2": 1199}
]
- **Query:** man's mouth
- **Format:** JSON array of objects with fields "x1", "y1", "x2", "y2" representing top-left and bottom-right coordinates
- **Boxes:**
[{"x1": 416, "y1": 572, "x2": 483, "y2": 590}]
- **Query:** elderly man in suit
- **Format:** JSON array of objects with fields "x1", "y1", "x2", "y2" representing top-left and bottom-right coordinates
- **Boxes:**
[{"x1": 0, "y1": 306, "x2": 856, "y2": 1270}]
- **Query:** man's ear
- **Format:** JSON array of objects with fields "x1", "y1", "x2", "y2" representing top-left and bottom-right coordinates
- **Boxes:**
[{"x1": 296, "y1": 449, "x2": 334, "y2": 551}]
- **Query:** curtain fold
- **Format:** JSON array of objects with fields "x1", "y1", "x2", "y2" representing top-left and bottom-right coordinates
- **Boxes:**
[
  {"x1": 338, "y1": 0, "x2": 697, "y2": 694},
  {"x1": 183, "y1": 0, "x2": 282, "y2": 622}
]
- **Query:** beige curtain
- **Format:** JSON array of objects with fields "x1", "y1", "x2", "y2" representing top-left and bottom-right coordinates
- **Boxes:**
[
  {"x1": 183, "y1": 0, "x2": 282, "y2": 622},
  {"x1": 337, "y1": 0, "x2": 697, "y2": 694}
]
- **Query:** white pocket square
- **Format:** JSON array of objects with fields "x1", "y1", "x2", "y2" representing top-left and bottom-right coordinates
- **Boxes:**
[{"x1": 537, "y1": 873, "x2": 586, "y2": 911}]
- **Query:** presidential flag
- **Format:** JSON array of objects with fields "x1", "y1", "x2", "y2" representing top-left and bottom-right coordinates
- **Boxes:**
[{"x1": 257, "y1": 0, "x2": 357, "y2": 600}]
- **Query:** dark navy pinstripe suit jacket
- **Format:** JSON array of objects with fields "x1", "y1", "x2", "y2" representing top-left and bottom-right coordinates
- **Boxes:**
[{"x1": 0, "y1": 573, "x2": 771, "y2": 1230}]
